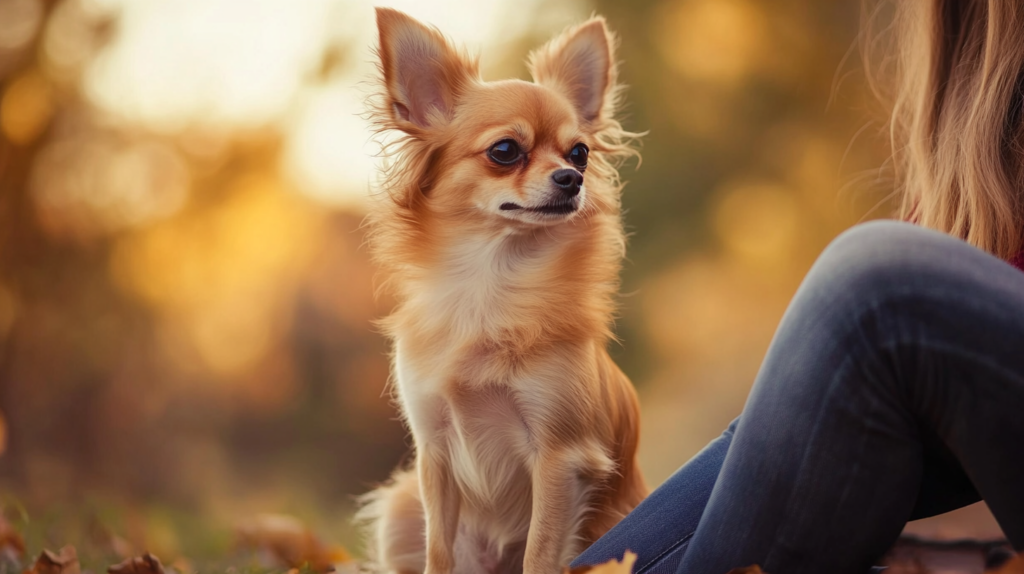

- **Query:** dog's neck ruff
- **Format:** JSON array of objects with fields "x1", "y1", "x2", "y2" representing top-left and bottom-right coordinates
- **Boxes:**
[{"x1": 386, "y1": 214, "x2": 619, "y2": 351}]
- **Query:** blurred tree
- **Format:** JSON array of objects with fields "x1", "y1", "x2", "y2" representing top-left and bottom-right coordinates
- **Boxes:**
[{"x1": 0, "y1": 0, "x2": 900, "y2": 553}]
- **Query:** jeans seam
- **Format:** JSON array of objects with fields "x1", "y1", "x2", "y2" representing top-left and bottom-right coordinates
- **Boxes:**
[
  {"x1": 762, "y1": 350, "x2": 860, "y2": 569},
  {"x1": 636, "y1": 531, "x2": 695, "y2": 574}
]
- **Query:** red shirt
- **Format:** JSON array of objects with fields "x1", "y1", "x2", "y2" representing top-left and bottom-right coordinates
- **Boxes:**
[{"x1": 1011, "y1": 251, "x2": 1024, "y2": 272}]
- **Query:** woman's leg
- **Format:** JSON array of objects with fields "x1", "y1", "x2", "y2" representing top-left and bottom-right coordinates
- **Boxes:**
[
  {"x1": 678, "y1": 221, "x2": 1024, "y2": 574},
  {"x1": 572, "y1": 221, "x2": 1004, "y2": 573},
  {"x1": 572, "y1": 416, "x2": 982, "y2": 573},
  {"x1": 570, "y1": 420, "x2": 738, "y2": 573}
]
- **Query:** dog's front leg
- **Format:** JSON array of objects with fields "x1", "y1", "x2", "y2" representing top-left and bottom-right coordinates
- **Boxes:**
[
  {"x1": 524, "y1": 450, "x2": 586, "y2": 574},
  {"x1": 419, "y1": 446, "x2": 460, "y2": 574}
]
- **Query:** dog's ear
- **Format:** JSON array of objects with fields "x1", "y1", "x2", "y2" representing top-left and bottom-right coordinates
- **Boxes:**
[
  {"x1": 528, "y1": 18, "x2": 616, "y2": 123},
  {"x1": 375, "y1": 8, "x2": 478, "y2": 130}
]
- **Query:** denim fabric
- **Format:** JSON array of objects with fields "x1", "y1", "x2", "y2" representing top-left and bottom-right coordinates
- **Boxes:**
[
  {"x1": 572, "y1": 420, "x2": 739, "y2": 573},
  {"x1": 571, "y1": 221, "x2": 1024, "y2": 574}
]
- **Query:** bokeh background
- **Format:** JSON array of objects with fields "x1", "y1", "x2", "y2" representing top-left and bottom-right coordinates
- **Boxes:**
[{"x1": 0, "y1": 0, "x2": 1002, "y2": 564}]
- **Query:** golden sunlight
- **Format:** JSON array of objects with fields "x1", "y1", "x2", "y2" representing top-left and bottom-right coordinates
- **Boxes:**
[
  {"x1": 652, "y1": 0, "x2": 767, "y2": 85},
  {"x1": 84, "y1": 0, "x2": 335, "y2": 131},
  {"x1": 0, "y1": 69, "x2": 52, "y2": 144},
  {"x1": 7, "y1": 0, "x2": 982, "y2": 558},
  {"x1": 712, "y1": 180, "x2": 800, "y2": 266},
  {"x1": 79, "y1": 0, "x2": 584, "y2": 209},
  {"x1": 0, "y1": 0, "x2": 43, "y2": 74},
  {"x1": 109, "y1": 173, "x2": 324, "y2": 378}
]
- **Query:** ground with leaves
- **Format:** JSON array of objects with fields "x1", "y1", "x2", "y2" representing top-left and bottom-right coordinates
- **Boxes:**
[{"x1": 0, "y1": 507, "x2": 1018, "y2": 574}]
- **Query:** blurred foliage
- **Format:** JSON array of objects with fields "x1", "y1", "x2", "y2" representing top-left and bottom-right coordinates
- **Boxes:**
[{"x1": 0, "y1": 0, "x2": 897, "y2": 560}]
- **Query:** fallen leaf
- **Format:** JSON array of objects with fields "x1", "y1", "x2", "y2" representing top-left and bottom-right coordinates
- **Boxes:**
[
  {"x1": 988, "y1": 554, "x2": 1024, "y2": 574},
  {"x1": 168, "y1": 556, "x2": 192, "y2": 574},
  {"x1": 108, "y1": 535, "x2": 135, "y2": 561},
  {"x1": 564, "y1": 551, "x2": 637, "y2": 573},
  {"x1": 107, "y1": 553, "x2": 164, "y2": 574},
  {"x1": 0, "y1": 410, "x2": 7, "y2": 457},
  {"x1": 23, "y1": 546, "x2": 80, "y2": 574},
  {"x1": 726, "y1": 567, "x2": 767, "y2": 574},
  {"x1": 0, "y1": 514, "x2": 25, "y2": 561},
  {"x1": 87, "y1": 518, "x2": 135, "y2": 560},
  {"x1": 235, "y1": 514, "x2": 351, "y2": 573}
]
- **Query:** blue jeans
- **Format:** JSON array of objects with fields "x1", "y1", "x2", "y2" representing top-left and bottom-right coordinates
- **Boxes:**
[{"x1": 571, "y1": 221, "x2": 1024, "y2": 574}]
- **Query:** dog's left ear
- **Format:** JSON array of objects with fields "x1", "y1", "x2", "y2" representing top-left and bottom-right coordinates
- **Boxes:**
[
  {"x1": 528, "y1": 18, "x2": 616, "y2": 123},
  {"x1": 375, "y1": 7, "x2": 478, "y2": 130}
]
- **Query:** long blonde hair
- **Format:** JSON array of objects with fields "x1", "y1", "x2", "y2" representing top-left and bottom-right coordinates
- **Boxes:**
[{"x1": 869, "y1": 0, "x2": 1024, "y2": 259}]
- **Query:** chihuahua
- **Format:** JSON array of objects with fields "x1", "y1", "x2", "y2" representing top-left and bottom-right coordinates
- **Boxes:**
[{"x1": 359, "y1": 8, "x2": 648, "y2": 574}]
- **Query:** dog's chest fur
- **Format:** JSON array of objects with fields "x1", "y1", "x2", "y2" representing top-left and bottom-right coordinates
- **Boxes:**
[
  {"x1": 391, "y1": 234, "x2": 571, "y2": 544},
  {"x1": 394, "y1": 343, "x2": 539, "y2": 550}
]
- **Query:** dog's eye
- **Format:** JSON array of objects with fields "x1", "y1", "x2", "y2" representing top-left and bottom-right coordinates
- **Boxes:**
[
  {"x1": 488, "y1": 140, "x2": 521, "y2": 165},
  {"x1": 569, "y1": 143, "x2": 589, "y2": 169}
]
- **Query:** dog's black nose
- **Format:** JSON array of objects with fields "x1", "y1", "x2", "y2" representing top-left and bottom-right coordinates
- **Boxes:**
[{"x1": 551, "y1": 169, "x2": 583, "y2": 196}]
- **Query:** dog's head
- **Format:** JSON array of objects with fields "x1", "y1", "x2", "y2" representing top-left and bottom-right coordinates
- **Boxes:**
[{"x1": 372, "y1": 8, "x2": 629, "y2": 229}]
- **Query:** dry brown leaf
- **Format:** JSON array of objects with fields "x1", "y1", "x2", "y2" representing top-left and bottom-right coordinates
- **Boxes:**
[
  {"x1": 563, "y1": 551, "x2": 637, "y2": 573},
  {"x1": 107, "y1": 553, "x2": 164, "y2": 574},
  {"x1": 235, "y1": 514, "x2": 351, "y2": 573},
  {"x1": 168, "y1": 556, "x2": 193, "y2": 574},
  {"x1": 0, "y1": 410, "x2": 7, "y2": 457},
  {"x1": 726, "y1": 567, "x2": 767, "y2": 574},
  {"x1": 87, "y1": 519, "x2": 135, "y2": 561},
  {"x1": 23, "y1": 546, "x2": 80, "y2": 574},
  {"x1": 0, "y1": 514, "x2": 26, "y2": 561},
  {"x1": 108, "y1": 535, "x2": 135, "y2": 561},
  {"x1": 988, "y1": 554, "x2": 1024, "y2": 574}
]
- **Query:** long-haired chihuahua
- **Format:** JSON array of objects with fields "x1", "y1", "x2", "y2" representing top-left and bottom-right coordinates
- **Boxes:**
[{"x1": 358, "y1": 8, "x2": 648, "y2": 574}]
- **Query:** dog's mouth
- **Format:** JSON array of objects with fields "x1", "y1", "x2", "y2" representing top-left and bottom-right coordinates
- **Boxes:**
[{"x1": 500, "y1": 199, "x2": 579, "y2": 215}]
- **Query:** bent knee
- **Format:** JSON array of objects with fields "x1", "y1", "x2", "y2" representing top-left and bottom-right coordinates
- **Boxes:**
[
  {"x1": 823, "y1": 221, "x2": 951, "y2": 272},
  {"x1": 811, "y1": 221, "x2": 977, "y2": 298},
  {"x1": 792, "y1": 220, "x2": 1011, "y2": 324}
]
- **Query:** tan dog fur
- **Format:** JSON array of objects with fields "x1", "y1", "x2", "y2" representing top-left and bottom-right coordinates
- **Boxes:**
[{"x1": 358, "y1": 9, "x2": 648, "y2": 574}]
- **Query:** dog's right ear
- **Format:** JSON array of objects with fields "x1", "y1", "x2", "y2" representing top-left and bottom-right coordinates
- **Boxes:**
[{"x1": 375, "y1": 8, "x2": 478, "y2": 131}]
